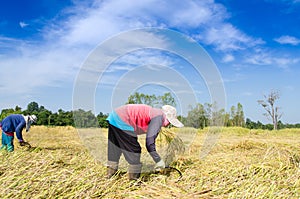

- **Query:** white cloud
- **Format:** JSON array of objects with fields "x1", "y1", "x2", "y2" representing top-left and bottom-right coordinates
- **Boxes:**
[
  {"x1": 1, "y1": 0, "x2": 291, "y2": 111},
  {"x1": 274, "y1": 35, "x2": 300, "y2": 45},
  {"x1": 51, "y1": 0, "x2": 262, "y2": 53},
  {"x1": 244, "y1": 48, "x2": 300, "y2": 68},
  {"x1": 244, "y1": 48, "x2": 273, "y2": 65},
  {"x1": 0, "y1": 43, "x2": 87, "y2": 94},
  {"x1": 19, "y1": 21, "x2": 29, "y2": 28},
  {"x1": 273, "y1": 57, "x2": 300, "y2": 69},
  {"x1": 197, "y1": 23, "x2": 265, "y2": 51},
  {"x1": 222, "y1": 54, "x2": 234, "y2": 62}
]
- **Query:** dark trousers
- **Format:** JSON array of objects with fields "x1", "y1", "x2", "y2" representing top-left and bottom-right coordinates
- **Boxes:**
[{"x1": 108, "y1": 124, "x2": 141, "y2": 165}]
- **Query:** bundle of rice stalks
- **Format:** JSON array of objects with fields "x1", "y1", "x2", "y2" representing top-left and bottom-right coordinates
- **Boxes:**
[{"x1": 159, "y1": 128, "x2": 185, "y2": 165}]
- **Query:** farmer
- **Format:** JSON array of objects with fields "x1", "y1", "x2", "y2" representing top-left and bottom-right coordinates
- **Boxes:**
[
  {"x1": 106, "y1": 104, "x2": 184, "y2": 180},
  {"x1": 0, "y1": 114, "x2": 37, "y2": 152}
]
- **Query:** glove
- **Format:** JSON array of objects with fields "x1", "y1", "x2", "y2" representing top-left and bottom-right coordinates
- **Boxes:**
[
  {"x1": 19, "y1": 141, "x2": 31, "y2": 148},
  {"x1": 154, "y1": 159, "x2": 165, "y2": 170}
]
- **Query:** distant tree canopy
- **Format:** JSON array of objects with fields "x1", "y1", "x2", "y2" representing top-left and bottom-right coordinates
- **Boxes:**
[
  {"x1": 127, "y1": 92, "x2": 176, "y2": 107},
  {"x1": 0, "y1": 93, "x2": 299, "y2": 129},
  {"x1": 182, "y1": 102, "x2": 245, "y2": 129},
  {"x1": 0, "y1": 102, "x2": 108, "y2": 128}
]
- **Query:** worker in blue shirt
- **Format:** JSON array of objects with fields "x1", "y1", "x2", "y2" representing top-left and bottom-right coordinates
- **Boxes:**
[{"x1": 0, "y1": 114, "x2": 37, "y2": 152}]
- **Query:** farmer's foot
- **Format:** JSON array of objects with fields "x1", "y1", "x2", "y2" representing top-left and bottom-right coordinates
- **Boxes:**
[
  {"x1": 7, "y1": 145, "x2": 14, "y2": 152},
  {"x1": 0, "y1": 145, "x2": 6, "y2": 150}
]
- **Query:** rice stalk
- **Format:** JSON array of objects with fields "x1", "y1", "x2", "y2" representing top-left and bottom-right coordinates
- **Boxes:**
[{"x1": 159, "y1": 128, "x2": 185, "y2": 165}]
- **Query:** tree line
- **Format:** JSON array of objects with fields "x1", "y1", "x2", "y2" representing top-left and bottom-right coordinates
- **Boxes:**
[
  {"x1": 0, "y1": 102, "x2": 109, "y2": 128},
  {"x1": 0, "y1": 92, "x2": 299, "y2": 130}
]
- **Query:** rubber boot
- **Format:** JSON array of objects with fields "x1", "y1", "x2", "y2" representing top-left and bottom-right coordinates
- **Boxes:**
[
  {"x1": 106, "y1": 161, "x2": 118, "y2": 179},
  {"x1": 0, "y1": 145, "x2": 6, "y2": 150},
  {"x1": 7, "y1": 143, "x2": 14, "y2": 152},
  {"x1": 128, "y1": 164, "x2": 142, "y2": 180}
]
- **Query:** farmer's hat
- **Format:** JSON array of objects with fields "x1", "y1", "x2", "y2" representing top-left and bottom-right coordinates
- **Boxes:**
[
  {"x1": 24, "y1": 115, "x2": 37, "y2": 132},
  {"x1": 29, "y1": 115, "x2": 37, "y2": 123},
  {"x1": 162, "y1": 105, "x2": 184, "y2": 128}
]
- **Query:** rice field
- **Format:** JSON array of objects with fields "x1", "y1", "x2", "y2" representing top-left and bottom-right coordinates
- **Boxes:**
[{"x1": 0, "y1": 126, "x2": 299, "y2": 198}]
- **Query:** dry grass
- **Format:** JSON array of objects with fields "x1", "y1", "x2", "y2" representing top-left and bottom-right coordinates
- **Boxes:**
[{"x1": 0, "y1": 126, "x2": 299, "y2": 198}]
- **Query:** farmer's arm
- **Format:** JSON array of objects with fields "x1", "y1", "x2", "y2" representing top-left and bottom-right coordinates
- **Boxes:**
[
  {"x1": 15, "y1": 120, "x2": 26, "y2": 142},
  {"x1": 146, "y1": 115, "x2": 163, "y2": 163}
]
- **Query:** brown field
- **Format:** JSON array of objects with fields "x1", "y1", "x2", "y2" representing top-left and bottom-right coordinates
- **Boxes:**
[{"x1": 0, "y1": 126, "x2": 299, "y2": 198}]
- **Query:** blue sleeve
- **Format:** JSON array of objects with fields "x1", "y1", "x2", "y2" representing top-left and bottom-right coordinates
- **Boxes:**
[
  {"x1": 146, "y1": 115, "x2": 163, "y2": 163},
  {"x1": 15, "y1": 120, "x2": 26, "y2": 141}
]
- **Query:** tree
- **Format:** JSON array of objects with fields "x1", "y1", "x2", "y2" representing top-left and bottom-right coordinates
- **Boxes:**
[
  {"x1": 0, "y1": 108, "x2": 15, "y2": 121},
  {"x1": 245, "y1": 118, "x2": 255, "y2": 129},
  {"x1": 258, "y1": 90, "x2": 282, "y2": 130},
  {"x1": 73, "y1": 109, "x2": 98, "y2": 128},
  {"x1": 159, "y1": 93, "x2": 176, "y2": 107},
  {"x1": 26, "y1": 101, "x2": 39, "y2": 114},
  {"x1": 37, "y1": 109, "x2": 52, "y2": 125},
  {"x1": 15, "y1": 106, "x2": 22, "y2": 113},
  {"x1": 97, "y1": 112, "x2": 109, "y2": 128},
  {"x1": 204, "y1": 102, "x2": 225, "y2": 126},
  {"x1": 229, "y1": 103, "x2": 245, "y2": 127},
  {"x1": 185, "y1": 103, "x2": 208, "y2": 128},
  {"x1": 236, "y1": 103, "x2": 245, "y2": 127},
  {"x1": 126, "y1": 92, "x2": 176, "y2": 107}
]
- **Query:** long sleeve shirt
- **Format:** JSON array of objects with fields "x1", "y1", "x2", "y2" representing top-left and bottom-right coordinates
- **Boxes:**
[
  {"x1": 1, "y1": 114, "x2": 26, "y2": 141},
  {"x1": 107, "y1": 104, "x2": 169, "y2": 162}
]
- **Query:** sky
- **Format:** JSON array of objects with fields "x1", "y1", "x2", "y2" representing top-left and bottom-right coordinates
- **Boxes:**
[{"x1": 0, "y1": 0, "x2": 300, "y2": 124}]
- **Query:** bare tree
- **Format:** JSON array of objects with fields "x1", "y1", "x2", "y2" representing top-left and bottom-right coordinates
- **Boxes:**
[{"x1": 257, "y1": 90, "x2": 282, "y2": 130}]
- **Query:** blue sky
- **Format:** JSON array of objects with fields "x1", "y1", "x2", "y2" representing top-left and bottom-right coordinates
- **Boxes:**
[{"x1": 1, "y1": 0, "x2": 300, "y2": 124}]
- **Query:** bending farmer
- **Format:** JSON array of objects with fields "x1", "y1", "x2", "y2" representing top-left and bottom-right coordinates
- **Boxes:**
[
  {"x1": 106, "y1": 104, "x2": 183, "y2": 180},
  {"x1": 0, "y1": 114, "x2": 37, "y2": 152}
]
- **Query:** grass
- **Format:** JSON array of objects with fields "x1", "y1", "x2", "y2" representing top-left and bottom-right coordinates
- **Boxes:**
[{"x1": 0, "y1": 126, "x2": 299, "y2": 198}]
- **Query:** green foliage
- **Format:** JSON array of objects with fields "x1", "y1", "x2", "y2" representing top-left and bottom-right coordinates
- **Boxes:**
[
  {"x1": 185, "y1": 103, "x2": 208, "y2": 129},
  {"x1": 127, "y1": 92, "x2": 176, "y2": 107},
  {"x1": 184, "y1": 102, "x2": 226, "y2": 128},
  {"x1": 229, "y1": 103, "x2": 245, "y2": 127},
  {"x1": 0, "y1": 101, "x2": 107, "y2": 128},
  {"x1": 97, "y1": 112, "x2": 109, "y2": 128},
  {"x1": 244, "y1": 118, "x2": 298, "y2": 130},
  {"x1": 73, "y1": 109, "x2": 98, "y2": 128},
  {"x1": 0, "y1": 97, "x2": 298, "y2": 129},
  {"x1": 0, "y1": 108, "x2": 15, "y2": 121},
  {"x1": 26, "y1": 101, "x2": 39, "y2": 113},
  {"x1": 37, "y1": 109, "x2": 52, "y2": 125}
]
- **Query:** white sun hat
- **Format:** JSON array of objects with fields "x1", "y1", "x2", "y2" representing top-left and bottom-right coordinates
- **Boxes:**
[
  {"x1": 162, "y1": 105, "x2": 184, "y2": 128},
  {"x1": 29, "y1": 115, "x2": 37, "y2": 123}
]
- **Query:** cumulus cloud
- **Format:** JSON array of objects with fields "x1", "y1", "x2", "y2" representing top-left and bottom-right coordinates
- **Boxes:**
[
  {"x1": 52, "y1": 0, "x2": 262, "y2": 52},
  {"x1": 274, "y1": 35, "x2": 300, "y2": 45}
]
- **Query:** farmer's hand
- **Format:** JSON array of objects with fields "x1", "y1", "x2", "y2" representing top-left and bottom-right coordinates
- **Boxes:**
[
  {"x1": 19, "y1": 141, "x2": 31, "y2": 147},
  {"x1": 155, "y1": 159, "x2": 165, "y2": 170}
]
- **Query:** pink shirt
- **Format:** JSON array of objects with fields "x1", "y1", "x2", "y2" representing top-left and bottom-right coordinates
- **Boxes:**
[{"x1": 115, "y1": 104, "x2": 169, "y2": 134}]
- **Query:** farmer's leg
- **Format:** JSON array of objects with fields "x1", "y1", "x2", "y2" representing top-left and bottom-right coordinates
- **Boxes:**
[
  {"x1": 107, "y1": 124, "x2": 122, "y2": 163},
  {"x1": 1, "y1": 131, "x2": 7, "y2": 150},
  {"x1": 7, "y1": 135, "x2": 14, "y2": 152},
  {"x1": 118, "y1": 133, "x2": 141, "y2": 165},
  {"x1": 115, "y1": 130, "x2": 142, "y2": 180},
  {"x1": 107, "y1": 124, "x2": 122, "y2": 178}
]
